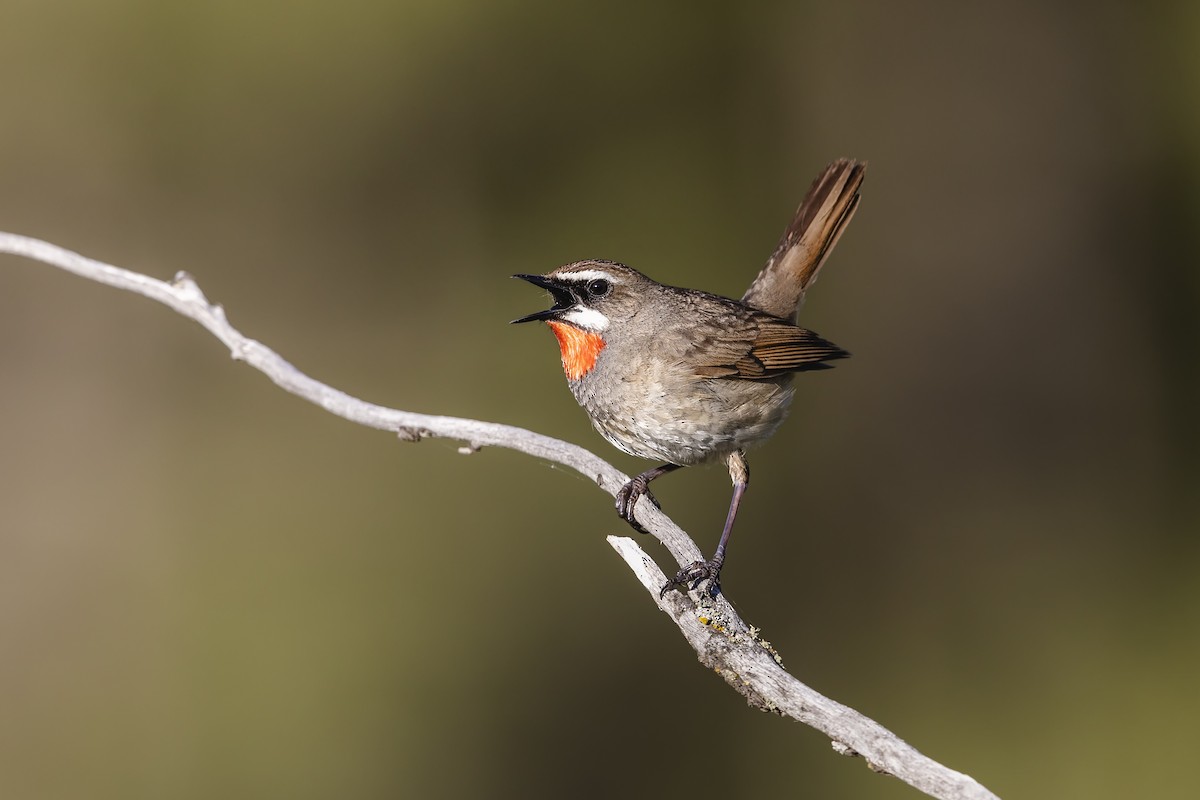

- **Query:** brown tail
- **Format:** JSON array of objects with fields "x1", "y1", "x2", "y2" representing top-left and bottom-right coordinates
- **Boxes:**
[{"x1": 741, "y1": 159, "x2": 866, "y2": 321}]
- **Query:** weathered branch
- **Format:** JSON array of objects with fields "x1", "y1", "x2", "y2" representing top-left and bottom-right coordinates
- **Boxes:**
[{"x1": 0, "y1": 231, "x2": 999, "y2": 800}]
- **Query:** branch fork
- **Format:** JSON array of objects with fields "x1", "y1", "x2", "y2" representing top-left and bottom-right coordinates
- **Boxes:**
[{"x1": 1, "y1": 232, "x2": 999, "y2": 800}]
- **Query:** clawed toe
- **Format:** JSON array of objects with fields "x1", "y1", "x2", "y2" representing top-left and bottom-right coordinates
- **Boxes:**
[
  {"x1": 614, "y1": 464, "x2": 681, "y2": 534},
  {"x1": 660, "y1": 560, "x2": 723, "y2": 599},
  {"x1": 615, "y1": 480, "x2": 659, "y2": 534}
]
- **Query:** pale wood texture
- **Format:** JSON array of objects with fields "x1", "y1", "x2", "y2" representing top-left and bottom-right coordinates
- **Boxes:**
[{"x1": 1, "y1": 231, "x2": 999, "y2": 800}]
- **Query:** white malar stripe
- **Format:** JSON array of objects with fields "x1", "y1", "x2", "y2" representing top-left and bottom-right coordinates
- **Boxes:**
[
  {"x1": 556, "y1": 268, "x2": 617, "y2": 284},
  {"x1": 560, "y1": 306, "x2": 610, "y2": 331}
]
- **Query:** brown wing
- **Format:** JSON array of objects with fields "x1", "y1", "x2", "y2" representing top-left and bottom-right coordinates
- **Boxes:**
[{"x1": 689, "y1": 310, "x2": 849, "y2": 380}]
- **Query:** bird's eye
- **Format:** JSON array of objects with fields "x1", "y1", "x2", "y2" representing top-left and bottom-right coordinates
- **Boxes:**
[{"x1": 586, "y1": 278, "x2": 611, "y2": 298}]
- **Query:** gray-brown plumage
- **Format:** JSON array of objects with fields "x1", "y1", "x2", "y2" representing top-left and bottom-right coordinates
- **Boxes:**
[{"x1": 513, "y1": 159, "x2": 866, "y2": 596}]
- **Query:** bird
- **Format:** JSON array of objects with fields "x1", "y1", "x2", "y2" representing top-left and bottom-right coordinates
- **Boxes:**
[{"x1": 512, "y1": 159, "x2": 865, "y2": 596}]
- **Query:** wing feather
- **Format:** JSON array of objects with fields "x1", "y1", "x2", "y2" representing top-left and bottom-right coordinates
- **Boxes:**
[{"x1": 683, "y1": 304, "x2": 848, "y2": 381}]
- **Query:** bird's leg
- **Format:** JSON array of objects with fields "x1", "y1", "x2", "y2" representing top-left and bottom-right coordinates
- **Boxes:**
[
  {"x1": 615, "y1": 463, "x2": 682, "y2": 534},
  {"x1": 662, "y1": 451, "x2": 749, "y2": 598}
]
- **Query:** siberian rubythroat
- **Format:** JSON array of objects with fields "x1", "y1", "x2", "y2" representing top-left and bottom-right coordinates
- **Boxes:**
[{"x1": 514, "y1": 159, "x2": 865, "y2": 596}]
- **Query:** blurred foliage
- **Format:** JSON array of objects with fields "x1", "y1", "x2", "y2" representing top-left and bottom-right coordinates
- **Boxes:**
[{"x1": 2, "y1": 1, "x2": 1199, "y2": 798}]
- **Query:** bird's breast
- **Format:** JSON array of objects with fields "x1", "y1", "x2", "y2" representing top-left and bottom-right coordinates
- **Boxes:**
[{"x1": 567, "y1": 353, "x2": 796, "y2": 466}]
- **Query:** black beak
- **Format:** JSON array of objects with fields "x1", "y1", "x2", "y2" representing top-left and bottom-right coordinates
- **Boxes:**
[{"x1": 511, "y1": 274, "x2": 575, "y2": 324}]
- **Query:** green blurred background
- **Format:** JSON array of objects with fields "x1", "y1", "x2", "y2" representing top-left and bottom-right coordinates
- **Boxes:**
[{"x1": 2, "y1": 1, "x2": 1198, "y2": 798}]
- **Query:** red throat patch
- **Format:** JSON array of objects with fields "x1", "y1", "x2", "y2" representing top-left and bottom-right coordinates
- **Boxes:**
[{"x1": 546, "y1": 321, "x2": 606, "y2": 380}]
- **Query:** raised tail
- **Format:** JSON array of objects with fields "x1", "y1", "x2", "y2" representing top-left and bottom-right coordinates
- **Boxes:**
[{"x1": 741, "y1": 159, "x2": 866, "y2": 321}]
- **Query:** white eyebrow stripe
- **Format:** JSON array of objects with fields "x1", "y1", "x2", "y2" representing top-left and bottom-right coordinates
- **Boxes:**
[
  {"x1": 560, "y1": 306, "x2": 610, "y2": 331},
  {"x1": 556, "y1": 269, "x2": 618, "y2": 284}
]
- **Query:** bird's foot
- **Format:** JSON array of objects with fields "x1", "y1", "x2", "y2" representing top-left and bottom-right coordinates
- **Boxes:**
[
  {"x1": 615, "y1": 477, "x2": 662, "y2": 534},
  {"x1": 660, "y1": 560, "x2": 723, "y2": 599}
]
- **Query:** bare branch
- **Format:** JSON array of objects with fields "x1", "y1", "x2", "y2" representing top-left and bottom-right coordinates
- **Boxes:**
[{"x1": 0, "y1": 231, "x2": 999, "y2": 800}]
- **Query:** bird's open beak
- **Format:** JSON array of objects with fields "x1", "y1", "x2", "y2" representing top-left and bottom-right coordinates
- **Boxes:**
[{"x1": 511, "y1": 274, "x2": 574, "y2": 324}]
